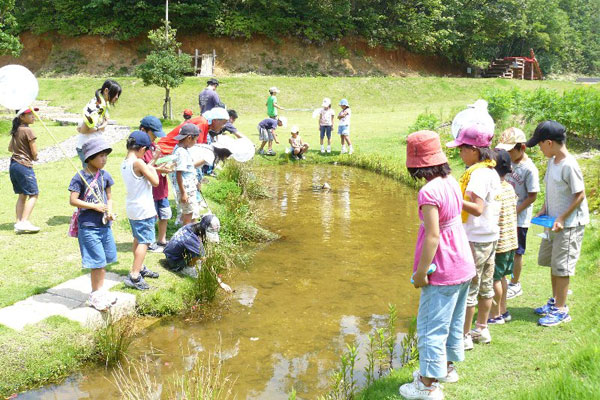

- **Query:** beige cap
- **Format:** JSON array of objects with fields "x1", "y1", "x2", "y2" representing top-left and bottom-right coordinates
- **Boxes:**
[
  {"x1": 269, "y1": 86, "x2": 280, "y2": 93},
  {"x1": 496, "y1": 127, "x2": 527, "y2": 151},
  {"x1": 290, "y1": 125, "x2": 299, "y2": 134}
]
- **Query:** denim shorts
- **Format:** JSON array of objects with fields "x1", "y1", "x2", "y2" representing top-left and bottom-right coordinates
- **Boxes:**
[
  {"x1": 155, "y1": 198, "x2": 172, "y2": 220},
  {"x1": 9, "y1": 160, "x2": 39, "y2": 195},
  {"x1": 320, "y1": 125, "x2": 332, "y2": 140},
  {"x1": 338, "y1": 125, "x2": 350, "y2": 136},
  {"x1": 129, "y1": 216, "x2": 157, "y2": 244},
  {"x1": 78, "y1": 226, "x2": 117, "y2": 269}
]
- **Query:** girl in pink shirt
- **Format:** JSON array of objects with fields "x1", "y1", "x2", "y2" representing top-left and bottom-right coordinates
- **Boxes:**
[{"x1": 399, "y1": 130, "x2": 475, "y2": 400}]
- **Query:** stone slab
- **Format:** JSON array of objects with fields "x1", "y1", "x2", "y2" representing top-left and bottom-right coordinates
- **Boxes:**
[
  {"x1": 47, "y1": 272, "x2": 124, "y2": 303},
  {"x1": 0, "y1": 293, "x2": 83, "y2": 331},
  {"x1": 63, "y1": 292, "x2": 136, "y2": 330}
]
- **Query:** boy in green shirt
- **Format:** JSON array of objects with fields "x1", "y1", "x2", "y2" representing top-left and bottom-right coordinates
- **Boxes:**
[{"x1": 266, "y1": 86, "x2": 286, "y2": 118}]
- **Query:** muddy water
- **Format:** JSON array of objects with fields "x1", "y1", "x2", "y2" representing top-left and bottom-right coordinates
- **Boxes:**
[{"x1": 22, "y1": 164, "x2": 421, "y2": 399}]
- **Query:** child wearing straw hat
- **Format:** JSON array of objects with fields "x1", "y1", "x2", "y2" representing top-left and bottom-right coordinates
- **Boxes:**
[
  {"x1": 399, "y1": 130, "x2": 475, "y2": 400},
  {"x1": 68, "y1": 137, "x2": 118, "y2": 311}
]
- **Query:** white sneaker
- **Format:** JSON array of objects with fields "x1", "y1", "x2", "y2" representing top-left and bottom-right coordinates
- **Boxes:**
[
  {"x1": 471, "y1": 327, "x2": 492, "y2": 344},
  {"x1": 438, "y1": 363, "x2": 459, "y2": 383},
  {"x1": 320, "y1": 145, "x2": 325, "y2": 153},
  {"x1": 14, "y1": 221, "x2": 25, "y2": 234},
  {"x1": 87, "y1": 291, "x2": 112, "y2": 311},
  {"x1": 326, "y1": 145, "x2": 331, "y2": 153},
  {"x1": 464, "y1": 333, "x2": 474, "y2": 351},
  {"x1": 506, "y1": 282, "x2": 522, "y2": 299},
  {"x1": 348, "y1": 145, "x2": 354, "y2": 154},
  {"x1": 341, "y1": 145, "x2": 347, "y2": 154},
  {"x1": 17, "y1": 221, "x2": 40, "y2": 233},
  {"x1": 399, "y1": 377, "x2": 444, "y2": 400},
  {"x1": 99, "y1": 289, "x2": 118, "y2": 305}
]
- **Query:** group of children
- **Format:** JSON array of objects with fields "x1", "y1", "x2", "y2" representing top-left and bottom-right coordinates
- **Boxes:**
[
  {"x1": 257, "y1": 87, "x2": 353, "y2": 157},
  {"x1": 400, "y1": 120, "x2": 589, "y2": 400}
]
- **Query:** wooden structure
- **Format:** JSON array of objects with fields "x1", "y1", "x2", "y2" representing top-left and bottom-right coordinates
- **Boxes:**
[
  {"x1": 194, "y1": 49, "x2": 216, "y2": 77},
  {"x1": 484, "y1": 49, "x2": 543, "y2": 80}
]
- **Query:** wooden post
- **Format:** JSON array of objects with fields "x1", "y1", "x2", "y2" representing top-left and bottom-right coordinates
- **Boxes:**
[
  {"x1": 194, "y1": 49, "x2": 199, "y2": 76},
  {"x1": 212, "y1": 49, "x2": 216, "y2": 71}
]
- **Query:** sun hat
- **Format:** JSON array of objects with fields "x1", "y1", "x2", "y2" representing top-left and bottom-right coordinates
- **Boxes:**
[
  {"x1": 183, "y1": 109, "x2": 193, "y2": 117},
  {"x1": 202, "y1": 107, "x2": 229, "y2": 123},
  {"x1": 339, "y1": 99, "x2": 349, "y2": 107},
  {"x1": 174, "y1": 123, "x2": 200, "y2": 140},
  {"x1": 269, "y1": 86, "x2": 280, "y2": 93},
  {"x1": 406, "y1": 130, "x2": 448, "y2": 168},
  {"x1": 290, "y1": 125, "x2": 300, "y2": 134},
  {"x1": 207, "y1": 78, "x2": 219, "y2": 86},
  {"x1": 494, "y1": 149, "x2": 513, "y2": 177},
  {"x1": 446, "y1": 123, "x2": 493, "y2": 148},
  {"x1": 82, "y1": 136, "x2": 112, "y2": 162},
  {"x1": 128, "y1": 130, "x2": 153, "y2": 148},
  {"x1": 16, "y1": 107, "x2": 39, "y2": 117},
  {"x1": 139, "y1": 115, "x2": 165, "y2": 137},
  {"x1": 526, "y1": 120, "x2": 566, "y2": 147},
  {"x1": 495, "y1": 127, "x2": 527, "y2": 151},
  {"x1": 322, "y1": 98, "x2": 331, "y2": 107},
  {"x1": 201, "y1": 214, "x2": 221, "y2": 243}
]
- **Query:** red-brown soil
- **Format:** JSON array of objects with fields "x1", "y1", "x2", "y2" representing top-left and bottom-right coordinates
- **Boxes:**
[{"x1": 0, "y1": 31, "x2": 465, "y2": 77}]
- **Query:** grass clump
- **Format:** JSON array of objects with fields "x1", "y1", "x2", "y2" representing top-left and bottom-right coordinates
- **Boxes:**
[{"x1": 93, "y1": 315, "x2": 138, "y2": 368}]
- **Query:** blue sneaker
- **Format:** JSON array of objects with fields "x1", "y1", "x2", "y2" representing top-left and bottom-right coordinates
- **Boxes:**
[
  {"x1": 538, "y1": 308, "x2": 571, "y2": 327},
  {"x1": 501, "y1": 311, "x2": 512, "y2": 322},
  {"x1": 487, "y1": 316, "x2": 505, "y2": 325},
  {"x1": 534, "y1": 297, "x2": 556, "y2": 315}
]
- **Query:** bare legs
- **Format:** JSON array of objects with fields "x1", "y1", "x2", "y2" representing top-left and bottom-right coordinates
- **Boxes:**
[
  {"x1": 91, "y1": 268, "x2": 106, "y2": 291},
  {"x1": 131, "y1": 238, "x2": 147, "y2": 278},
  {"x1": 157, "y1": 219, "x2": 168, "y2": 244},
  {"x1": 15, "y1": 193, "x2": 38, "y2": 223}
]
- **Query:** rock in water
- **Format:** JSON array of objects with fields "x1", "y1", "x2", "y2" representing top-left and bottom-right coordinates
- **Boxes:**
[{"x1": 322, "y1": 182, "x2": 331, "y2": 190}]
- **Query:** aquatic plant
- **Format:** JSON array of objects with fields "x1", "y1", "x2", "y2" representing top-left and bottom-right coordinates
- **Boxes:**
[
  {"x1": 94, "y1": 315, "x2": 137, "y2": 368},
  {"x1": 288, "y1": 387, "x2": 297, "y2": 400},
  {"x1": 399, "y1": 317, "x2": 419, "y2": 368},
  {"x1": 219, "y1": 161, "x2": 270, "y2": 199},
  {"x1": 318, "y1": 341, "x2": 360, "y2": 400},
  {"x1": 111, "y1": 356, "x2": 162, "y2": 400},
  {"x1": 386, "y1": 303, "x2": 398, "y2": 370},
  {"x1": 364, "y1": 334, "x2": 376, "y2": 386}
]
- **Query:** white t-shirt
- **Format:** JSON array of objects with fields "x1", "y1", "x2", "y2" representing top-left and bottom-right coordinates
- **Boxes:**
[
  {"x1": 318, "y1": 108, "x2": 335, "y2": 126},
  {"x1": 121, "y1": 158, "x2": 156, "y2": 220},
  {"x1": 338, "y1": 108, "x2": 351, "y2": 126},
  {"x1": 464, "y1": 167, "x2": 501, "y2": 243},
  {"x1": 545, "y1": 154, "x2": 589, "y2": 227}
]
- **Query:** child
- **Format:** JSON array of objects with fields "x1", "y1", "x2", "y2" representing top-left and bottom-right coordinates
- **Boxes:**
[
  {"x1": 289, "y1": 125, "x2": 309, "y2": 160},
  {"x1": 496, "y1": 127, "x2": 540, "y2": 299},
  {"x1": 488, "y1": 149, "x2": 518, "y2": 324},
  {"x1": 257, "y1": 117, "x2": 285, "y2": 156},
  {"x1": 266, "y1": 86, "x2": 285, "y2": 118},
  {"x1": 526, "y1": 120, "x2": 589, "y2": 326},
  {"x1": 121, "y1": 131, "x2": 160, "y2": 290},
  {"x1": 170, "y1": 124, "x2": 200, "y2": 225},
  {"x1": 68, "y1": 137, "x2": 117, "y2": 311},
  {"x1": 399, "y1": 130, "x2": 475, "y2": 400},
  {"x1": 446, "y1": 124, "x2": 500, "y2": 349},
  {"x1": 317, "y1": 98, "x2": 335, "y2": 153},
  {"x1": 9, "y1": 107, "x2": 41, "y2": 234},
  {"x1": 183, "y1": 109, "x2": 193, "y2": 120},
  {"x1": 139, "y1": 116, "x2": 172, "y2": 253},
  {"x1": 337, "y1": 99, "x2": 353, "y2": 154},
  {"x1": 76, "y1": 79, "x2": 121, "y2": 166}
]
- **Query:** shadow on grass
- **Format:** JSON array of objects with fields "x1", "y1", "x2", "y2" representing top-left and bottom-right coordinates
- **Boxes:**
[
  {"x1": 0, "y1": 223, "x2": 14, "y2": 231},
  {"x1": 505, "y1": 307, "x2": 540, "y2": 324},
  {"x1": 46, "y1": 215, "x2": 71, "y2": 226}
]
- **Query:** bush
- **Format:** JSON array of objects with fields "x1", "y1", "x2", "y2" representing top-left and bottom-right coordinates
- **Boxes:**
[{"x1": 406, "y1": 111, "x2": 440, "y2": 133}]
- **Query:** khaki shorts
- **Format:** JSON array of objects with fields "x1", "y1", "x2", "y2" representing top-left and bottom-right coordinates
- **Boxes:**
[
  {"x1": 538, "y1": 226, "x2": 585, "y2": 277},
  {"x1": 179, "y1": 197, "x2": 199, "y2": 219},
  {"x1": 467, "y1": 241, "x2": 497, "y2": 307}
]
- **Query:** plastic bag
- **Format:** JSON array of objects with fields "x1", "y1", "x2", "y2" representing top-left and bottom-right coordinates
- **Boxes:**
[{"x1": 451, "y1": 99, "x2": 495, "y2": 139}]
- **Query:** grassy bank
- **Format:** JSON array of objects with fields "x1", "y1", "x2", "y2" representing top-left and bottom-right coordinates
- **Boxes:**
[{"x1": 0, "y1": 75, "x2": 595, "y2": 396}]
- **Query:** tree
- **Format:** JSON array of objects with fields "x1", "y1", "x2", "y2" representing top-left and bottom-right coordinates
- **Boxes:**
[
  {"x1": 135, "y1": 21, "x2": 192, "y2": 119},
  {"x1": 0, "y1": 0, "x2": 22, "y2": 56}
]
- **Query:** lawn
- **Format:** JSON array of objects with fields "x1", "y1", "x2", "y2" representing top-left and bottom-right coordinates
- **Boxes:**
[{"x1": 0, "y1": 75, "x2": 598, "y2": 397}]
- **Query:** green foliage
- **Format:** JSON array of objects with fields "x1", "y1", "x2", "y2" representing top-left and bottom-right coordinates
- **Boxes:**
[
  {"x1": 93, "y1": 315, "x2": 137, "y2": 368},
  {"x1": 407, "y1": 111, "x2": 440, "y2": 133},
  {"x1": 0, "y1": 0, "x2": 22, "y2": 56}
]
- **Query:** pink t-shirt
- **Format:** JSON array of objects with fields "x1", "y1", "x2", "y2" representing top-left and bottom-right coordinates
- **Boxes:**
[{"x1": 413, "y1": 176, "x2": 475, "y2": 286}]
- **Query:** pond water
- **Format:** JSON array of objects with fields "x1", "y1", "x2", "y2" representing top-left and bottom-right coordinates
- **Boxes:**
[{"x1": 21, "y1": 164, "x2": 421, "y2": 399}]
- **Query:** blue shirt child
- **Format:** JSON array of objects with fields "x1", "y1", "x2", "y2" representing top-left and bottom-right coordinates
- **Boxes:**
[
  {"x1": 68, "y1": 169, "x2": 114, "y2": 227},
  {"x1": 164, "y1": 224, "x2": 205, "y2": 264}
]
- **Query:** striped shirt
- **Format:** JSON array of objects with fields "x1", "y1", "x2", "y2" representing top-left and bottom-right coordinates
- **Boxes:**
[{"x1": 496, "y1": 180, "x2": 518, "y2": 253}]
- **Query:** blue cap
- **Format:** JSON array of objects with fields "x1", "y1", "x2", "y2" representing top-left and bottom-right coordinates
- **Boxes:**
[
  {"x1": 139, "y1": 116, "x2": 165, "y2": 137},
  {"x1": 129, "y1": 130, "x2": 153, "y2": 148},
  {"x1": 339, "y1": 98, "x2": 349, "y2": 107}
]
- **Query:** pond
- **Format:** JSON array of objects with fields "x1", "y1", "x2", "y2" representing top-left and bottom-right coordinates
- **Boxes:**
[{"x1": 22, "y1": 164, "x2": 421, "y2": 399}]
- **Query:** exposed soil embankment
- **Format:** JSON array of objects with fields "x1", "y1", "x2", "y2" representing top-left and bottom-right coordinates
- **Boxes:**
[{"x1": 0, "y1": 32, "x2": 464, "y2": 77}]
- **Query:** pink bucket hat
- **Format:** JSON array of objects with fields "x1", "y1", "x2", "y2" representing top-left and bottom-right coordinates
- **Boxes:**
[
  {"x1": 406, "y1": 130, "x2": 448, "y2": 168},
  {"x1": 446, "y1": 123, "x2": 493, "y2": 148}
]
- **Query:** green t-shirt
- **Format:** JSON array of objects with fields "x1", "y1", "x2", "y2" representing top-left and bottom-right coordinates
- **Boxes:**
[{"x1": 267, "y1": 95, "x2": 277, "y2": 117}]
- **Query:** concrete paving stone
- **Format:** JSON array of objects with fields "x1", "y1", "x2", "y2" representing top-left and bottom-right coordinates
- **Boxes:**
[
  {"x1": 0, "y1": 293, "x2": 83, "y2": 331},
  {"x1": 63, "y1": 292, "x2": 136, "y2": 330},
  {"x1": 47, "y1": 272, "x2": 124, "y2": 303}
]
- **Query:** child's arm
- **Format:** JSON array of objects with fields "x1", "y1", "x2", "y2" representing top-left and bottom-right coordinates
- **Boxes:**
[
  {"x1": 176, "y1": 171, "x2": 188, "y2": 203},
  {"x1": 553, "y1": 191, "x2": 586, "y2": 232},
  {"x1": 516, "y1": 192, "x2": 537, "y2": 215},
  {"x1": 29, "y1": 138, "x2": 38, "y2": 161},
  {"x1": 69, "y1": 191, "x2": 107, "y2": 213},
  {"x1": 105, "y1": 186, "x2": 116, "y2": 220},
  {"x1": 271, "y1": 129, "x2": 279, "y2": 144},
  {"x1": 134, "y1": 159, "x2": 159, "y2": 187},
  {"x1": 463, "y1": 192, "x2": 485, "y2": 216},
  {"x1": 413, "y1": 204, "x2": 440, "y2": 288}
]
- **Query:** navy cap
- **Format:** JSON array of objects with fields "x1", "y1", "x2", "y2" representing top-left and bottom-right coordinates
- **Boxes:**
[
  {"x1": 139, "y1": 116, "x2": 165, "y2": 137},
  {"x1": 129, "y1": 130, "x2": 153, "y2": 148},
  {"x1": 526, "y1": 120, "x2": 567, "y2": 147},
  {"x1": 207, "y1": 78, "x2": 219, "y2": 86},
  {"x1": 174, "y1": 123, "x2": 200, "y2": 140}
]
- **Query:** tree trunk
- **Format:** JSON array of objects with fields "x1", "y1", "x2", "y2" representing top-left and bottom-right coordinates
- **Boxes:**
[{"x1": 163, "y1": 87, "x2": 170, "y2": 119}]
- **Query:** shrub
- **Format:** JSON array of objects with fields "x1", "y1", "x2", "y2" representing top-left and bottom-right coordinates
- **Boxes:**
[{"x1": 407, "y1": 111, "x2": 440, "y2": 133}]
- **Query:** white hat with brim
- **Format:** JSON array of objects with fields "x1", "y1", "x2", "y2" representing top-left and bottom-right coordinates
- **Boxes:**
[
  {"x1": 203, "y1": 107, "x2": 229, "y2": 123},
  {"x1": 322, "y1": 98, "x2": 331, "y2": 107},
  {"x1": 269, "y1": 86, "x2": 280, "y2": 93}
]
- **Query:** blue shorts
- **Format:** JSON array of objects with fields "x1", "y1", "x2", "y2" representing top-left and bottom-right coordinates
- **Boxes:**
[
  {"x1": 78, "y1": 226, "x2": 117, "y2": 269},
  {"x1": 338, "y1": 125, "x2": 350, "y2": 136},
  {"x1": 320, "y1": 126, "x2": 332, "y2": 140},
  {"x1": 9, "y1": 160, "x2": 39, "y2": 195},
  {"x1": 129, "y1": 216, "x2": 157, "y2": 244},
  {"x1": 154, "y1": 198, "x2": 172, "y2": 220},
  {"x1": 516, "y1": 227, "x2": 528, "y2": 255}
]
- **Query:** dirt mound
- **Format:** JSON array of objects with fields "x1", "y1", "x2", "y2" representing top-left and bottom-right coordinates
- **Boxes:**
[{"x1": 0, "y1": 32, "x2": 465, "y2": 77}]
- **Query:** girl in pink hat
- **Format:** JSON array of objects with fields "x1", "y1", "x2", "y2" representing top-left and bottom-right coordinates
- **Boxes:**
[
  {"x1": 399, "y1": 130, "x2": 475, "y2": 400},
  {"x1": 446, "y1": 124, "x2": 501, "y2": 350}
]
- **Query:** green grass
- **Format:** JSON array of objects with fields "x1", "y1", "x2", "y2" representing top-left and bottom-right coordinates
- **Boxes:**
[
  {"x1": 0, "y1": 75, "x2": 596, "y2": 397},
  {"x1": 0, "y1": 121, "x2": 84, "y2": 158}
]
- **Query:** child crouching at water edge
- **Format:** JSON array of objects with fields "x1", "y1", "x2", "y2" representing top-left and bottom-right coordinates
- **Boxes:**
[
  {"x1": 68, "y1": 137, "x2": 117, "y2": 311},
  {"x1": 121, "y1": 131, "x2": 160, "y2": 290},
  {"x1": 163, "y1": 214, "x2": 232, "y2": 292},
  {"x1": 447, "y1": 125, "x2": 500, "y2": 350},
  {"x1": 399, "y1": 131, "x2": 475, "y2": 400},
  {"x1": 289, "y1": 125, "x2": 309, "y2": 159}
]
